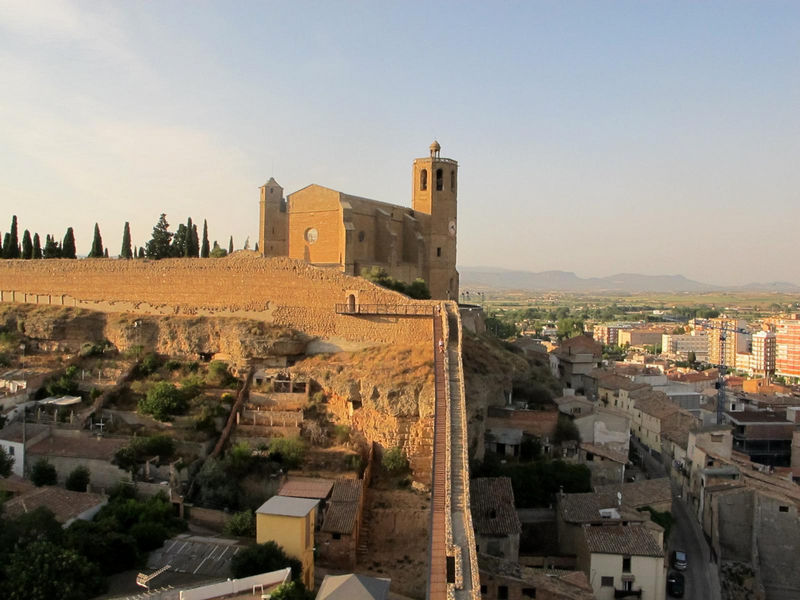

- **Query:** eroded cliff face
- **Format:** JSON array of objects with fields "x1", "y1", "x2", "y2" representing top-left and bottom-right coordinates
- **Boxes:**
[
  {"x1": 291, "y1": 345, "x2": 436, "y2": 482},
  {"x1": 0, "y1": 305, "x2": 308, "y2": 362}
]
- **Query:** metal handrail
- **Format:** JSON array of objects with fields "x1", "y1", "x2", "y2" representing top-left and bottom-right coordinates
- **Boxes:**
[{"x1": 335, "y1": 303, "x2": 435, "y2": 316}]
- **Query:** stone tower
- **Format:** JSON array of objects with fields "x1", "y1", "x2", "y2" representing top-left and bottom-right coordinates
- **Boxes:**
[
  {"x1": 412, "y1": 141, "x2": 459, "y2": 300},
  {"x1": 259, "y1": 177, "x2": 289, "y2": 257}
]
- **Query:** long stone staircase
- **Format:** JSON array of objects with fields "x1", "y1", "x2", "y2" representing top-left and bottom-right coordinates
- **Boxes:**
[{"x1": 427, "y1": 303, "x2": 480, "y2": 600}]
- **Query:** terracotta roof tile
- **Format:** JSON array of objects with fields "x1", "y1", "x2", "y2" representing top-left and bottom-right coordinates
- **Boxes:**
[
  {"x1": 3, "y1": 487, "x2": 106, "y2": 523},
  {"x1": 278, "y1": 476, "x2": 334, "y2": 500},
  {"x1": 583, "y1": 524, "x2": 664, "y2": 557},
  {"x1": 470, "y1": 477, "x2": 521, "y2": 536}
]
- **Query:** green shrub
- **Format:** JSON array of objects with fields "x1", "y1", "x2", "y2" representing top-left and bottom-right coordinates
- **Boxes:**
[
  {"x1": 65, "y1": 466, "x2": 90, "y2": 492},
  {"x1": 206, "y1": 360, "x2": 235, "y2": 387},
  {"x1": 332, "y1": 425, "x2": 350, "y2": 445},
  {"x1": 164, "y1": 359, "x2": 182, "y2": 371},
  {"x1": 382, "y1": 447, "x2": 408, "y2": 473},
  {"x1": 223, "y1": 510, "x2": 256, "y2": 537},
  {"x1": 268, "y1": 437, "x2": 306, "y2": 469},
  {"x1": 138, "y1": 382, "x2": 187, "y2": 421},
  {"x1": 230, "y1": 541, "x2": 302, "y2": 581},
  {"x1": 31, "y1": 459, "x2": 57, "y2": 486}
]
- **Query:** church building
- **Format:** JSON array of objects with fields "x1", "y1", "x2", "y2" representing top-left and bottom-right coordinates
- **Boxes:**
[{"x1": 258, "y1": 142, "x2": 459, "y2": 300}]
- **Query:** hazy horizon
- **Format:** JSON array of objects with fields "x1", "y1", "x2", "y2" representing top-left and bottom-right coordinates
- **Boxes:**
[{"x1": 2, "y1": 2, "x2": 799, "y2": 287}]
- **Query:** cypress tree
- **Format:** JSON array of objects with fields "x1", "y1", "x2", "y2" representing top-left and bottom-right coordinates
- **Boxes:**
[
  {"x1": 254, "y1": 242, "x2": 259, "y2": 252},
  {"x1": 120, "y1": 222, "x2": 132, "y2": 259},
  {"x1": 1, "y1": 233, "x2": 9, "y2": 259},
  {"x1": 137, "y1": 247, "x2": 145, "y2": 259},
  {"x1": 88, "y1": 223, "x2": 104, "y2": 258},
  {"x1": 190, "y1": 222, "x2": 200, "y2": 257},
  {"x1": 145, "y1": 214, "x2": 172, "y2": 259},
  {"x1": 201, "y1": 219, "x2": 210, "y2": 258},
  {"x1": 104, "y1": 248, "x2": 109, "y2": 258},
  {"x1": 171, "y1": 223, "x2": 187, "y2": 257},
  {"x1": 21, "y1": 230, "x2": 33, "y2": 259},
  {"x1": 184, "y1": 217, "x2": 195, "y2": 257},
  {"x1": 228, "y1": 236, "x2": 234, "y2": 255},
  {"x1": 32, "y1": 233, "x2": 42, "y2": 259},
  {"x1": 4, "y1": 216, "x2": 20, "y2": 258},
  {"x1": 62, "y1": 227, "x2": 76, "y2": 259}
]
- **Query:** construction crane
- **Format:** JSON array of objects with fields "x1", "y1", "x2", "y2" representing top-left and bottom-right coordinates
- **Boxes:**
[{"x1": 695, "y1": 319, "x2": 750, "y2": 424}]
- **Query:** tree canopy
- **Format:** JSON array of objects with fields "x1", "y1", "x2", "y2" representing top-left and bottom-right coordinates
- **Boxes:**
[
  {"x1": 61, "y1": 227, "x2": 77, "y2": 259},
  {"x1": 145, "y1": 214, "x2": 173, "y2": 259},
  {"x1": 88, "y1": 223, "x2": 104, "y2": 258}
]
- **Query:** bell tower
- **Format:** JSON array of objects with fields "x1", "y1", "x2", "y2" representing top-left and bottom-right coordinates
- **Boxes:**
[
  {"x1": 412, "y1": 141, "x2": 459, "y2": 300},
  {"x1": 259, "y1": 177, "x2": 289, "y2": 257}
]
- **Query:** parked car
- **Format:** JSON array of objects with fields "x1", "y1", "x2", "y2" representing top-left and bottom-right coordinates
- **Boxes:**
[
  {"x1": 671, "y1": 550, "x2": 688, "y2": 570},
  {"x1": 667, "y1": 571, "x2": 685, "y2": 597}
]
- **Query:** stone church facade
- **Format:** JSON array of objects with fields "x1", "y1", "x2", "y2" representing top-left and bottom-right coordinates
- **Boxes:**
[{"x1": 258, "y1": 142, "x2": 459, "y2": 300}]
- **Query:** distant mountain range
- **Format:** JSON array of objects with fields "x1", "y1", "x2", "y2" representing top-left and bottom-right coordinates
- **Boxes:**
[{"x1": 458, "y1": 266, "x2": 800, "y2": 293}]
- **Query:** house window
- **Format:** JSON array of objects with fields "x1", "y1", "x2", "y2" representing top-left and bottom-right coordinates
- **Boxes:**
[
  {"x1": 522, "y1": 588, "x2": 536, "y2": 598},
  {"x1": 420, "y1": 169, "x2": 428, "y2": 191},
  {"x1": 480, "y1": 585, "x2": 487, "y2": 595},
  {"x1": 436, "y1": 168, "x2": 443, "y2": 191},
  {"x1": 622, "y1": 556, "x2": 631, "y2": 573},
  {"x1": 437, "y1": 247, "x2": 442, "y2": 257},
  {"x1": 332, "y1": 533, "x2": 341, "y2": 540},
  {"x1": 622, "y1": 581, "x2": 633, "y2": 591},
  {"x1": 7, "y1": 446, "x2": 13, "y2": 456},
  {"x1": 601, "y1": 577, "x2": 614, "y2": 587},
  {"x1": 498, "y1": 586, "x2": 508, "y2": 600},
  {"x1": 779, "y1": 506, "x2": 789, "y2": 512}
]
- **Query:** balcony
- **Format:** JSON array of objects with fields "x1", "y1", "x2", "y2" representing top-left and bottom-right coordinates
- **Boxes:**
[{"x1": 614, "y1": 589, "x2": 642, "y2": 598}]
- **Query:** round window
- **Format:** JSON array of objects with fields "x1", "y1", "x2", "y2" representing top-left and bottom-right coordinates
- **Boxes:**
[{"x1": 305, "y1": 228, "x2": 318, "y2": 244}]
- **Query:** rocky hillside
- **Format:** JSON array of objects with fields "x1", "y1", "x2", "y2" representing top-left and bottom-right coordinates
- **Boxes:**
[{"x1": 0, "y1": 304, "x2": 308, "y2": 363}]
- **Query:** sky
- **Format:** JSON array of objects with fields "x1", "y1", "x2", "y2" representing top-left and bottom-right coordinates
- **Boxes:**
[{"x1": 1, "y1": 1, "x2": 799, "y2": 286}]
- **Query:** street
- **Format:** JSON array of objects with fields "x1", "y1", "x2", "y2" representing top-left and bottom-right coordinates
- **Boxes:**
[{"x1": 630, "y1": 436, "x2": 721, "y2": 600}]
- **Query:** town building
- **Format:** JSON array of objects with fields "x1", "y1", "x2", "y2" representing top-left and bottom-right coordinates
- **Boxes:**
[
  {"x1": 256, "y1": 495, "x2": 318, "y2": 589},
  {"x1": 593, "y1": 325, "x2": 623, "y2": 347},
  {"x1": 776, "y1": 315, "x2": 800, "y2": 380},
  {"x1": 726, "y1": 410, "x2": 794, "y2": 468},
  {"x1": 317, "y1": 479, "x2": 365, "y2": 569},
  {"x1": 316, "y1": 574, "x2": 391, "y2": 600},
  {"x1": 259, "y1": 142, "x2": 459, "y2": 300},
  {"x1": 706, "y1": 318, "x2": 750, "y2": 367},
  {"x1": 660, "y1": 332, "x2": 708, "y2": 361},
  {"x1": 575, "y1": 524, "x2": 665, "y2": 600},
  {"x1": 550, "y1": 336, "x2": 603, "y2": 392},
  {"x1": 471, "y1": 477, "x2": 522, "y2": 562},
  {"x1": 477, "y1": 554, "x2": 595, "y2": 600}
]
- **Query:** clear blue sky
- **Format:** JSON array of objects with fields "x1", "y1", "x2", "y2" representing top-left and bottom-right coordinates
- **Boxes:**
[{"x1": 1, "y1": 1, "x2": 799, "y2": 285}]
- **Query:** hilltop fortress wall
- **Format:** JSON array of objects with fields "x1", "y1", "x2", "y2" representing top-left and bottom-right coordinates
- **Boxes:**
[{"x1": 0, "y1": 254, "x2": 434, "y2": 347}]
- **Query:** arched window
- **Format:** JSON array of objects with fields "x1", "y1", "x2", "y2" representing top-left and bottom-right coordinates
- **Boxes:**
[
  {"x1": 420, "y1": 169, "x2": 427, "y2": 191},
  {"x1": 436, "y1": 168, "x2": 443, "y2": 191},
  {"x1": 451, "y1": 170, "x2": 456, "y2": 192}
]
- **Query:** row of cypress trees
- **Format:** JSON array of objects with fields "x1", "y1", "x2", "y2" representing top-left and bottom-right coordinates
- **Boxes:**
[{"x1": 0, "y1": 215, "x2": 247, "y2": 260}]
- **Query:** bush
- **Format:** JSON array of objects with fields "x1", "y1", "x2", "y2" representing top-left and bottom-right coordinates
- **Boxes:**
[
  {"x1": 553, "y1": 414, "x2": 581, "y2": 445},
  {"x1": 332, "y1": 425, "x2": 350, "y2": 445},
  {"x1": 164, "y1": 359, "x2": 182, "y2": 371},
  {"x1": 79, "y1": 342, "x2": 105, "y2": 358},
  {"x1": 223, "y1": 510, "x2": 256, "y2": 537},
  {"x1": 138, "y1": 382, "x2": 187, "y2": 421},
  {"x1": 206, "y1": 360, "x2": 235, "y2": 387},
  {"x1": 31, "y1": 459, "x2": 57, "y2": 486},
  {"x1": 65, "y1": 466, "x2": 90, "y2": 492},
  {"x1": 382, "y1": 447, "x2": 408, "y2": 473},
  {"x1": 268, "y1": 437, "x2": 306, "y2": 469},
  {"x1": 230, "y1": 541, "x2": 302, "y2": 581},
  {"x1": 360, "y1": 267, "x2": 431, "y2": 299}
]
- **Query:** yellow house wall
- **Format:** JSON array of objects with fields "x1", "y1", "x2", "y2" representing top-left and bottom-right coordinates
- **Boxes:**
[{"x1": 256, "y1": 509, "x2": 316, "y2": 589}]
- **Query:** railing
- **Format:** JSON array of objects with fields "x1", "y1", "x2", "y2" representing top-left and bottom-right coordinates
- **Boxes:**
[
  {"x1": 614, "y1": 588, "x2": 643, "y2": 598},
  {"x1": 335, "y1": 303, "x2": 435, "y2": 316}
]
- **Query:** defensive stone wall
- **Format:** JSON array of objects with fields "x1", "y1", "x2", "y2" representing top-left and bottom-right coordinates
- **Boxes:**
[{"x1": 0, "y1": 254, "x2": 434, "y2": 346}]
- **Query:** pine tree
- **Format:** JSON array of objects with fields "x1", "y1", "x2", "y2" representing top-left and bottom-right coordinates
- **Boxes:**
[
  {"x1": 201, "y1": 219, "x2": 210, "y2": 258},
  {"x1": 190, "y1": 223, "x2": 200, "y2": 258},
  {"x1": 4, "y1": 216, "x2": 20, "y2": 258},
  {"x1": 228, "y1": 236, "x2": 234, "y2": 255},
  {"x1": 21, "y1": 230, "x2": 33, "y2": 259},
  {"x1": 61, "y1": 227, "x2": 77, "y2": 259},
  {"x1": 120, "y1": 222, "x2": 132, "y2": 259},
  {"x1": 32, "y1": 233, "x2": 42, "y2": 259},
  {"x1": 88, "y1": 223, "x2": 104, "y2": 258},
  {"x1": 145, "y1": 214, "x2": 173, "y2": 259}
]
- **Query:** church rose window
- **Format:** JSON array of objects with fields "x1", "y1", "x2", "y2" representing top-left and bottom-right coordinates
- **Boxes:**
[{"x1": 304, "y1": 228, "x2": 318, "y2": 244}]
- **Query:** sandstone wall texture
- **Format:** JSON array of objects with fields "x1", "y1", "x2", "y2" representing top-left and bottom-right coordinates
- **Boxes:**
[{"x1": 0, "y1": 253, "x2": 434, "y2": 347}]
